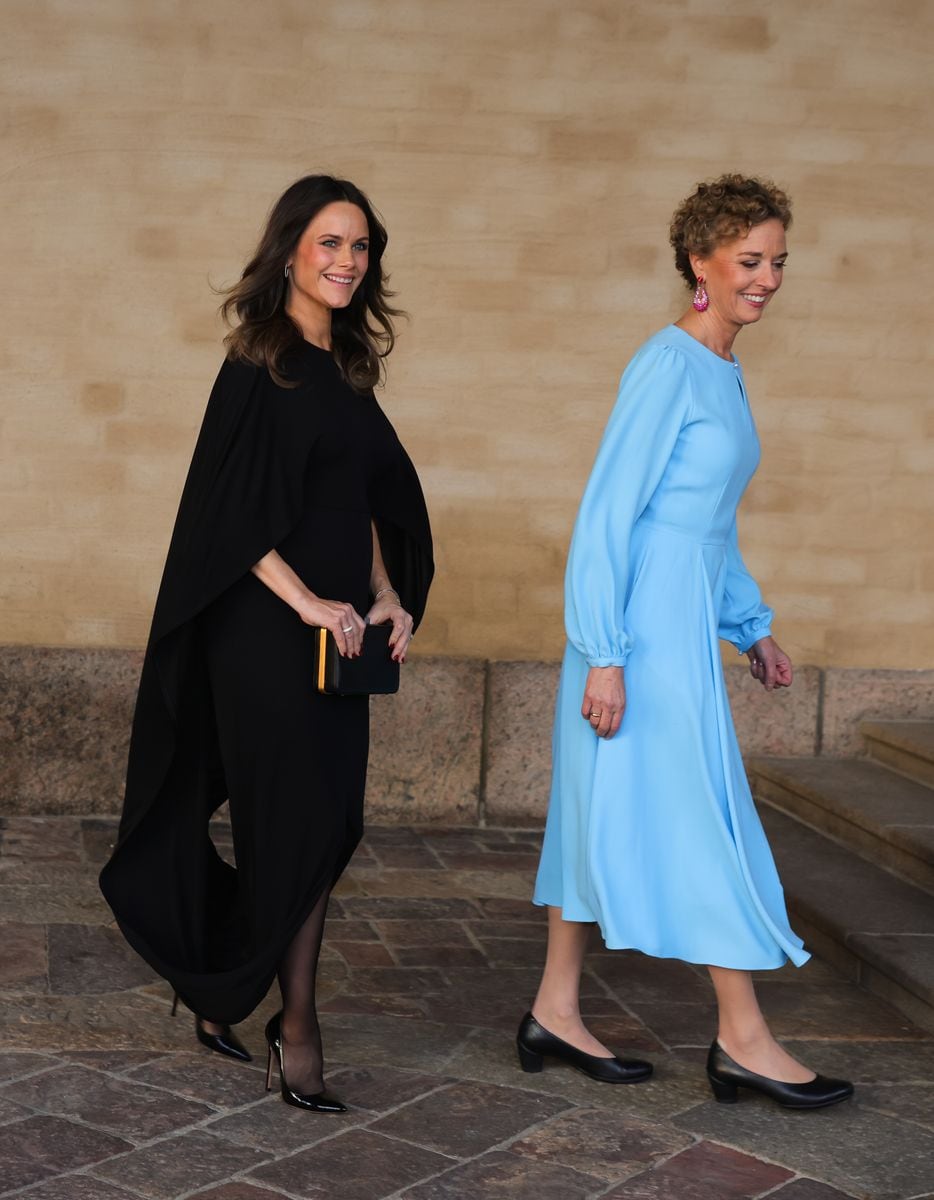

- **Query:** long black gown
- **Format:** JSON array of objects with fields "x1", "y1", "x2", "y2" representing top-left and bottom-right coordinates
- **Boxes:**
[{"x1": 100, "y1": 341, "x2": 433, "y2": 1024}]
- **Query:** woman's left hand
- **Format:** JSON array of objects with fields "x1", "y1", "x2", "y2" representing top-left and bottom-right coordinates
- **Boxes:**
[
  {"x1": 747, "y1": 636, "x2": 793, "y2": 691},
  {"x1": 365, "y1": 596, "x2": 414, "y2": 663}
]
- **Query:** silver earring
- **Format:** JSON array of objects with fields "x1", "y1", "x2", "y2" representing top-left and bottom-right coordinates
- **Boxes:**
[{"x1": 284, "y1": 264, "x2": 290, "y2": 279}]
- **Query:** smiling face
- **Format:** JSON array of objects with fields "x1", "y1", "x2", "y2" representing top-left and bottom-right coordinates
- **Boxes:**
[
  {"x1": 286, "y1": 201, "x2": 370, "y2": 319},
  {"x1": 692, "y1": 218, "x2": 788, "y2": 329}
]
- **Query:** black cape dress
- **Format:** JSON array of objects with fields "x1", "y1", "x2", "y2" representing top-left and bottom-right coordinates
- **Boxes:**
[{"x1": 99, "y1": 341, "x2": 433, "y2": 1024}]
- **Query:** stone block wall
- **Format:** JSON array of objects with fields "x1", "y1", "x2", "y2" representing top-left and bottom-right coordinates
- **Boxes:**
[
  {"x1": 4, "y1": 646, "x2": 933, "y2": 825},
  {"x1": 1, "y1": 1, "x2": 933, "y2": 669}
]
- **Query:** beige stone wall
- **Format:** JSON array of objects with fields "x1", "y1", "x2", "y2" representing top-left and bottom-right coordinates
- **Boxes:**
[{"x1": 2, "y1": 0, "x2": 932, "y2": 667}]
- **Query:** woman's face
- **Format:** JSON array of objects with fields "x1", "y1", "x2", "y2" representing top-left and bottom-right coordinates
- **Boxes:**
[
  {"x1": 692, "y1": 218, "x2": 788, "y2": 327},
  {"x1": 287, "y1": 201, "x2": 369, "y2": 313}
]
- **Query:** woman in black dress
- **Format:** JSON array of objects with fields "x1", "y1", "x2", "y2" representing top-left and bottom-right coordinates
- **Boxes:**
[{"x1": 100, "y1": 175, "x2": 433, "y2": 1113}]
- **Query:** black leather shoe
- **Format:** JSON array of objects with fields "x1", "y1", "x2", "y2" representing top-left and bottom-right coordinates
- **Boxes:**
[
  {"x1": 264, "y1": 1011, "x2": 347, "y2": 1113},
  {"x1": 195, "y1": 1018, "x2": 252, "y2": 1063},
  {"x1": 516, "y1": 1011, "x2": 653, "y2": 1083},
  {"x1": 707, "y1": 1040, "x2": 854, "y2": 1109},
  {"x1": 171, "y1": 992, "x2": 252, "y2": 1063}
]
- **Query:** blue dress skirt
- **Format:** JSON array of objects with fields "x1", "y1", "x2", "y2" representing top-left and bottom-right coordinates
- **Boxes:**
[{"x1": 533, "y1": 325, "x2": 808, "y2": 970}]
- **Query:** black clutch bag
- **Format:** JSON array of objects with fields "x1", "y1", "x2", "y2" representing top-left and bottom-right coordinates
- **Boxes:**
[{"x1": 311, "y1": 623, "x2": 400, "y2": 696}]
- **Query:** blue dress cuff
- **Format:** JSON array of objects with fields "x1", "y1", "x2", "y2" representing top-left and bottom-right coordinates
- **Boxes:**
[
  {"x1": 585, "y1": 655, "x2": 629, "y2": 668},
  {"x1": 735, "y1": 615, "x2": 773, "y2": 655}
]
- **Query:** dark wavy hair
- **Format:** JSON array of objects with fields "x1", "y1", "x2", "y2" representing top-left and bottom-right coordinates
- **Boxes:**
[
  {"x1": 669, "y1": 174, "x2": 792, "y2": 289},
  {"x1": 220, "y1": 175, "x2": 401, "y2": 390}
]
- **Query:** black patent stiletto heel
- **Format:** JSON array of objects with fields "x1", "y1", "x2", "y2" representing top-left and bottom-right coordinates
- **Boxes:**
[
  {"x1": 171, "y1": 990, "x2": 252, "y2": 1063},
  {"x1": 264, "y1": 1011, "x2": 346, "y2": 1113},
  {"x1": 265, "y1": 1043, "x2": 275, "y2": 1092},
  {"x1": 516, "y1": 1012, "x2": 652, "y2": 1083},
  {"x1": 706, "y1": 1041, "x2": 853, "y2": 1109}
]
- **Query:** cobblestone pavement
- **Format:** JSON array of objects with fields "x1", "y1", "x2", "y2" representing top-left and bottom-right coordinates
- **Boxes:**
[{"x1": 1, "y1": 817, "x2": 933, "y2": 1200}]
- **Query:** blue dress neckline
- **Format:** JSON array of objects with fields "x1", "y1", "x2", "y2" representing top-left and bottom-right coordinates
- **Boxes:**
[{"x1": 664, "y1": 323, "x2": 740, "y2": 369}]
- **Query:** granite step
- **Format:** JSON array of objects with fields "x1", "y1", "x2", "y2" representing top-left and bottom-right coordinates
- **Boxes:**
[
  {"x1": 749, "y1": 757, "x2": 934, "y2": 895},
  {"x1": 760, "y1": 804, "x2": 934, "y2": 1033},
  {"x1": 861, "y1": 719, "x2": 934, "y2": 789}
]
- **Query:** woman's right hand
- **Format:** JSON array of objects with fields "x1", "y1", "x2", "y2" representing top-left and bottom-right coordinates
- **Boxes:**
[
  {"x1": 297, "y1": 596, "x2": 366, "y2": 657},
  {"x1": 249, "y1": 552, "x2": 365, "y2": 657},
  {"x1": 581, "y1": 666, "x2": 626, "y2": 739}
]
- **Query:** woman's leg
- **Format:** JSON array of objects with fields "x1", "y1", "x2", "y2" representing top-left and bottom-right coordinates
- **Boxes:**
[
  {"x1": 531, "y1": 907, "x2": 613, "y2": 1056},
  {"x1": 708, "y1": 966, "x2": 813, "y2": 1082},
  {"x1": 277, "y1": 888, "x2": 332, "y2": 1094}
]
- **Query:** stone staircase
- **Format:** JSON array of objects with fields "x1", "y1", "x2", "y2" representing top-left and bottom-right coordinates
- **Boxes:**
[{"x1": 749, "y1": 720, "x2": 934, "y2": 1032}]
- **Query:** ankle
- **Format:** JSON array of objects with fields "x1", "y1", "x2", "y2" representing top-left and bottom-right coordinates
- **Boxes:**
[
  {"x1": 532, "y1": 1001, "x2": 582, "y2": 1027},
  {"x1": 281, "y1": 1027, "x2": 320, "y2": 1046},
  {"x1": 718, "y1": 1026, "x2": 774, "y2": 1058}
]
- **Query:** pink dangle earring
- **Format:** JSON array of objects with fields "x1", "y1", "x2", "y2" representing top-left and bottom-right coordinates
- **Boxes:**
[{"x1": 692, "y1": 275, "x2": 709, "y2": 312}]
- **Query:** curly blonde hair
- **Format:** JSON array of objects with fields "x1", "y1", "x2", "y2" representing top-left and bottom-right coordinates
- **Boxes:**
[{"x1": 669, "y1": 174, "x2": 792, "y2": 288}]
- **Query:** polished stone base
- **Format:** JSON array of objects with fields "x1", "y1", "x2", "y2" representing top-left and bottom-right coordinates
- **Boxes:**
[
  {"x1": 2, "y1": 815, "x2": 932, "y2": 1199},
  {"x1": 2, "y1": 645, "x2": 934, "y2": 823}
]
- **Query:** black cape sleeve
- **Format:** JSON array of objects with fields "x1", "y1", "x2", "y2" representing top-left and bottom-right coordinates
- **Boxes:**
[
  {"x1": 115, "y1": 357, "x2": 434, "y2": 846},
  {"x1": 368, "y1": 407, "x2": 434, "y2": 634}
]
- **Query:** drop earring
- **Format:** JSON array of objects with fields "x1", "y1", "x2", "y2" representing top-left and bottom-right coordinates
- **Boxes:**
[
  {"x1": 284, "y1": 264, "x2": 291, "y2": 279},
  {"x1": 692, "y1": 276, "x2": 709, "y2": 312}
]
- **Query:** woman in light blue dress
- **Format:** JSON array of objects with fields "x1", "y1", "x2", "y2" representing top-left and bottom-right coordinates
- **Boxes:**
[{"x1": 517, "y1": 176, "x2": 853, "y2": 1109}]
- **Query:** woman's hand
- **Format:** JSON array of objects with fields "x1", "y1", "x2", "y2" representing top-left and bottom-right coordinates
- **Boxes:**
[
  {"x1": 297, "y1": 596, "x2": 366, "y2": 658},
  {"x1": 747, "y1": 636, "x2": 793, "y2": 691},
  {"x1": 250, "y1": 550, "x2": 364, "y2": 657},
  {"x1": 366, "y1": 593, "x2": 414, "y2": 663},
  {"x1": 581, "y1": 666, "x2": 626, "y2": 738}
]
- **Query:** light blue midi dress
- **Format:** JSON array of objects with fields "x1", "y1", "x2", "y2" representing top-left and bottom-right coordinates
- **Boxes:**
[{"x1": 533, "y1": 324, "x2": 809, "y2": 970}]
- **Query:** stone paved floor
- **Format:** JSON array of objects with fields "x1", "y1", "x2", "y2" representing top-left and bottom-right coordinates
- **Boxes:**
[{"x1": 1, "y1": 817, "x2": 933, "y2": 1200}]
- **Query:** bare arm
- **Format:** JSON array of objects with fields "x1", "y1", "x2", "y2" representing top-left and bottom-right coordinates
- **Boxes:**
[
  {"x1": 251, "y1": 549, "x2": 365, "y2": 657},
  {"x1": 365, "y1": 521, "x2": 414, "y2": 663},
  {"x1": 369, "y1": 522, "x2": 395, "y2": 597}
]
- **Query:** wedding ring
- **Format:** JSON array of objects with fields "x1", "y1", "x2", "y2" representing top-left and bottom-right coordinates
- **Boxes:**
[
  {"x1": 590, "y1": 712, "x2": 602, "y2": 719},
  {"x1": 341, "y1": 625, "x2": 353, "y2": 633}
]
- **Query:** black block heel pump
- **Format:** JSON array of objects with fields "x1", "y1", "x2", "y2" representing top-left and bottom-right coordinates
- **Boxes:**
[
  {"x1": 264, "y1": 1011, "x2": 346, "y2": 1113},
  {"x1": 516, "y1": 1012, "x2": 652, "y2": 1084},
  {"x1": 517, "y1": 1041, "x2": 544, "y2": 1073},
  {"x1": 171, "y1": 990, "x2": 252, "y2": 1063},
  {"x1": 706, "y1": 1041, "x2": 853, "y2": 1110},
  {"x1": 708, "y1": 1072, "x2": 739, "y2": 1103}
]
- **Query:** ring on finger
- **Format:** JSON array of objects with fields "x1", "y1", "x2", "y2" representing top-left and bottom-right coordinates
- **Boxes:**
[{"x1": 341, "y1": 625, "x2": 353, "y2": 633}]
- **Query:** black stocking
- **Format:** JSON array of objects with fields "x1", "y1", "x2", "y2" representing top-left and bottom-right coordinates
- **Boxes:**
[{"x1": 276, "y1": 887, "x2": 331, "y2": 1094}]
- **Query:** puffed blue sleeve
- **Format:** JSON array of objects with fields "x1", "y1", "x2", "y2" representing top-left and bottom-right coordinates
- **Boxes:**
[
  {"x1": 565, "y1": 345, "x2": 693, "y2": 667},
  {"x1": 718, "y1": 518, "x2": 774, "y2": 653}
]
